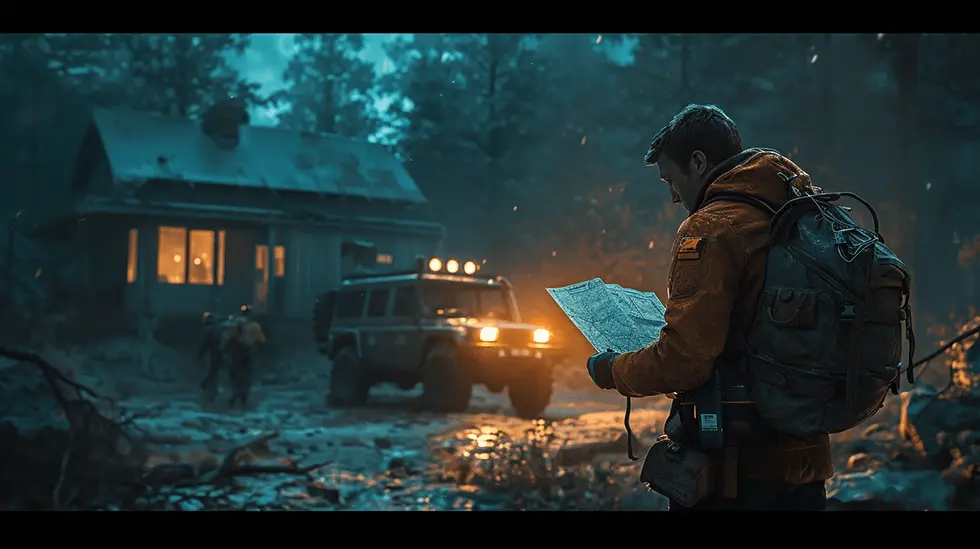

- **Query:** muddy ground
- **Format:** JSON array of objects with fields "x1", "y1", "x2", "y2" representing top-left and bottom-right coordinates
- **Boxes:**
[
  {"x1": 4, "y1": 335, "x2": 978, "y2": 511},
  {"x1": 0, "y1": 339, "x2": 673, "y2": 511},
  {"x1": 120, "y1": 379, "x2": 671, "y2": 511}
]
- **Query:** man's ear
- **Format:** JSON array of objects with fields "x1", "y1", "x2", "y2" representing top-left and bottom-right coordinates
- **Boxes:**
[{"x1": 690, "y1": 150, "x2": 708, "y2": 176}]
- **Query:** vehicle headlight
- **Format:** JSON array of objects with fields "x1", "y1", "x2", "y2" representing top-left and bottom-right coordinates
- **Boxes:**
[
  {"x1": 479, "y1": 326, "x2": 499, "y2": 342},
  {"x1": 533, "y1": 328, "x2": 550, "y2": 344}
]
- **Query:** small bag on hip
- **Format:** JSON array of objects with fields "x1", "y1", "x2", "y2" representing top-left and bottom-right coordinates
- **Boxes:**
[{"x1": 640, "y1": 435, "x2": 713, "y2": 508}]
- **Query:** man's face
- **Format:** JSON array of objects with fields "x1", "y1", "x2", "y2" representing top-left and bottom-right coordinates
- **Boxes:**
[{"x1": 656, "y1": 152, "x2": 708, "y2": 212}]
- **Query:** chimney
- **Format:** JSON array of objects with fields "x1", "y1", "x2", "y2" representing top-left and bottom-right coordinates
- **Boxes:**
[{"x1": 201, "y1": 96, "x2": 250, "y2": 148}]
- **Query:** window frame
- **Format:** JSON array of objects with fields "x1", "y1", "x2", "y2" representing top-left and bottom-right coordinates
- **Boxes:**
[
  {"x1": 155, "y1": 225, "x2": 226, "y2": 286},
  {"x1": 392, "y1": 284, "x2": 422, "y2": 318},
  {"x1": 366, "y1": 288, "x2": 391, "y2": 318},
  {"x1": 335, "y1": 289, "x2": 367, "y2": 319}
]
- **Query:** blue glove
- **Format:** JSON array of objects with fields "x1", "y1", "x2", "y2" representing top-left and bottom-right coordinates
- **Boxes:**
[{"x1": 587, "y1": 350, "x2": 620, "y2": 390}]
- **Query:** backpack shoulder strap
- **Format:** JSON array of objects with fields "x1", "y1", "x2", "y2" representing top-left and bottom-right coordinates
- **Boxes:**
[{"x1": 702, "y1": 192, "x2": 777, "y2": 217}]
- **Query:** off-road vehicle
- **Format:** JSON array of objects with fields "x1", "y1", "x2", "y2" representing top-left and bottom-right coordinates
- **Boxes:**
[{"x1": 313, "y1": 260, "x2": 561, "y2": 419}]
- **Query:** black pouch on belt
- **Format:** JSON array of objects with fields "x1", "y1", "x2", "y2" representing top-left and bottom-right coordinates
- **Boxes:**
[{"x1": 639, "y1": 435, "x2": 713, "y2": 508}]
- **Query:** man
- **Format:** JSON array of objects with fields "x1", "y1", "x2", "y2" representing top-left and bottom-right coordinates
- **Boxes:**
[
  {"x1": 198, "y1": 312, "x2": 224, "y2": 403},
  {"x1": 223, "y1": 305, "x2": 266, "y2": 409},
  {"x1": 586, "y1": 104, "x2": 832, "y2": 511}
]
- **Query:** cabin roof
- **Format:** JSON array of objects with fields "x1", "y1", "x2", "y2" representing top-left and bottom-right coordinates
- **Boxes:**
[{"x1": 89, "y1": 107, "x2": 427, "y2": 204}]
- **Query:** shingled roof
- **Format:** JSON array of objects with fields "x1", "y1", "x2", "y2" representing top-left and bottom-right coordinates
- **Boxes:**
[{"x1": 89, "y1": 107, "x2": 427, "y2": 204}]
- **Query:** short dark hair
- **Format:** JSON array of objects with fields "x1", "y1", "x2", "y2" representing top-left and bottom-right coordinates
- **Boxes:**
[{"x1": 644, "y1": 104, "x2": 742, "y2": 169}]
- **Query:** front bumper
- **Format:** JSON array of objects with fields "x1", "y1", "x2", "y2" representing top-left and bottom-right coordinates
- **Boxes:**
[{"x1": 458, "y1": 343, "x2": 563, "y2": 382}]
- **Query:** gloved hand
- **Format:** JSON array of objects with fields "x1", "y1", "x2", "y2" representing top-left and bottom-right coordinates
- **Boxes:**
[{"x1": 587, "y1": 350, "x2": 620, "y2": 390}]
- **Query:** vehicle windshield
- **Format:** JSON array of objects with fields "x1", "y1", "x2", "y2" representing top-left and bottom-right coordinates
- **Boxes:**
[{"x1": 423, "y1": 283, "x2": 512, "y2": 321}]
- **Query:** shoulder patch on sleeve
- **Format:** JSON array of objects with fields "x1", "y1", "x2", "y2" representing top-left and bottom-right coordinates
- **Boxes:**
[{"x1": 676, "y1": 236, "x2": 704, "y2": 260}]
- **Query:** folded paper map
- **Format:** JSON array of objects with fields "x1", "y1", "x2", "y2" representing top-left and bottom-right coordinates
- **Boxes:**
[{"x1": 547, "y1": 278, "x2": 667, "y2": 354}]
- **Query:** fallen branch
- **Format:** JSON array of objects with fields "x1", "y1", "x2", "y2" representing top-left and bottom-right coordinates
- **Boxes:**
[
  {"x1": 0, "y1": 346, "x2": 146, "y2": 509},
  {"x1": 1, "y1": 347, "x2": 331, "y2": 510}
]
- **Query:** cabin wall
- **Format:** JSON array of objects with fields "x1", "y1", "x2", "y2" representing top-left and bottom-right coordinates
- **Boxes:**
[
  {"x1": 279, "y1": 227, "x2": 442, "y2": 320},
  {"x1": 108, "y1": 216, "x2": 442, "y2": 321},
  {"x1": 282, "y1": 230, "x2": 341, "y2": 319}
]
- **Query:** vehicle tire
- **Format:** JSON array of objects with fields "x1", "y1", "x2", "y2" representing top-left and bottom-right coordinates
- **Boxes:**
[
  {"x1": 327, "y1": 345, "x2": 370, "y2": 407},
  {"x1": 508, "y1": 369, "x2": 553, "y2": 419},
  {"x1": 421, "y1": 342, "x2": 472, "y2": 413}
]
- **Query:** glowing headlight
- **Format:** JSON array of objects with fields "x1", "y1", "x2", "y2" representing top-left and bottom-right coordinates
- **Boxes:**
[
  {"x1": 428, "y1": 257, "x2": 442, "y2": 271},
  {"x1": 533, "y1": 328, "x2": 550, "y2": 344},
  {"x1": 479, "y1": 326, "x2": 499, "y2": 342},
  {"x1": 446, "y1": 259, "x2": 459, "y2": 273},
  {"x1": 463, "y1": 261, "x2": 477, "y2": 275}
]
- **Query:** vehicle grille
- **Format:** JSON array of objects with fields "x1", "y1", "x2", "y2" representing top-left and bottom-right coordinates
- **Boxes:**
[{"x1": 498, "y1": 328, "x2": 532, "y2": 347}]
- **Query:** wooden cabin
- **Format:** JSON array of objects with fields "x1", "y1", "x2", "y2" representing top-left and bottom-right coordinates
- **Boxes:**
[{"x1": 35, "y1": 99, "x2": 443, "y2": 339}]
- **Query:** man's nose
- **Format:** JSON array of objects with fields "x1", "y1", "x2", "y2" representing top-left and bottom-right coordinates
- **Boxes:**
[{"x1": 670, "y1": 189, "x2": 681, "y2": 204}]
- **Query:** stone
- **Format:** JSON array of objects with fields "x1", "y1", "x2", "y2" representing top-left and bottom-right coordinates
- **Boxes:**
[{"x1": 827, "y1": 469, "x2": 954, "y2": 511}]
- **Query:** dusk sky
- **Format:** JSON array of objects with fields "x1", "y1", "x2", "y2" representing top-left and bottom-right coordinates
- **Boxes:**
[
  {"x1": 230, "y1": 33, "x2": 398, "y2": 126},
  {"x1": 230, "y1": 33, "x2": 635, "y2": 126}
]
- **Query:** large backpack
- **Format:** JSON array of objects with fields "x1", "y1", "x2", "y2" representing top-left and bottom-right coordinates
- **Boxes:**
[{"x1": 707, "y1": 175, "x2": 915, "y2": 438}]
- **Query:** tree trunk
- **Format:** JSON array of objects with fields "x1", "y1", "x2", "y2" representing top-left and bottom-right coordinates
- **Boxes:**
[
  {"x1": 820, "y1": 34, "x2": 835, "y2": 185},
  {"x1": 893, "y1": 33, "x2": 923, "y2": 331}
]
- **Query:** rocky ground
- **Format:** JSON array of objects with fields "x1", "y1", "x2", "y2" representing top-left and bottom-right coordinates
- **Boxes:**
[{"x1": 2, "y1": 329, "x2": 979, "y2": 511}]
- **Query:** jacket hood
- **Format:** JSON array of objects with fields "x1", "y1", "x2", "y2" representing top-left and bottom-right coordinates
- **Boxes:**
[{"x1": 691, "y1": 148, "x2": 815, "y2": 214}]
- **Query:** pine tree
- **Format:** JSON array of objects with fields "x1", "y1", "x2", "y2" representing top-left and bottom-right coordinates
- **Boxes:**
[{"x1": 277, "y1": 34, "x2": 381, "y2": 138}]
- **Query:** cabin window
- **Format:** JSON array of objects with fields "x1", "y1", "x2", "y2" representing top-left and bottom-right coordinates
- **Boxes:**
[
  {"x1": 157, "y1": 227, "x2": 187, "y2": 284},
  {"x1": 274, "y1": 245, "x2": 286, "y2": 277},
  {"x1": 376, "y1": 253, "x2": 393, "y2": 265},
  {"x1": 256, "y1": 245, "x2": 286, "y2": 278},
  {"x1": 126, "y1": 229, "x2": 138, "y2": 284},
  {"x1": 188, "y1": 230, "x2": 215, "y2": 285},
  {"x1": 157, "y1": 226, "x2": 224, "y2": 285},
  {"x1": 217, "y1": 230, "x2": 226, "y2": 286}
]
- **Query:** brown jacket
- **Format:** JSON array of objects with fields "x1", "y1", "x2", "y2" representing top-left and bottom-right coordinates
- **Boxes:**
[{"x1": 611, "y1": 148, "x2": 834, "y2": 484}]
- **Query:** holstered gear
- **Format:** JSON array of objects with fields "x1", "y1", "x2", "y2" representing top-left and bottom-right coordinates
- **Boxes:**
[
  {"x1": 640, "y1": 436, "x2": 713, "y2": 507},
  {"x1": 651, "y1": 368, "x2": 760, "y2": 501}
]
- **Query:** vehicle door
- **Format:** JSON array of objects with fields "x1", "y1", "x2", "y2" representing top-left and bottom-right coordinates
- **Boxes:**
[
  {"x1": 360, "y1": 287, "x2": 392, "y2": 368},
  {"x1": 389, "y1": 282, "x2": 426, "y2": 371}
]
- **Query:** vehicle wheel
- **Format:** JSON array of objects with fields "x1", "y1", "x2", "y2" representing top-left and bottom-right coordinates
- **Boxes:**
[
  {"x1": 508, "y1": 369, "x2": 553, "y2": 419},
  {"x1": 327, "y1": 346, "x2": 370, "y2": 407},
  {"x1": 421, "y1": 342, "x2": 472, "y2": 413}
]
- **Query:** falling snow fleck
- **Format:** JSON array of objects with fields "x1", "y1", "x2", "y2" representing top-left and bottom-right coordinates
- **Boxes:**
[
  {"x1": 551, "y1": 250, "x2": 557, "y2": 257},
  {"x1": 580, "y1": 136, "x2": 587, "y2": 145},
  {"x1": 925, "y1": 182, "x2": 932, "y2": 190},
  {"x1": 810, "y1": 54, "x2": 819, "y2": 64},
  {"x1": 648, "y1": 241, "x2": 654, "y2": 249},
  {"x1": 596, "y1": 35, "x2": 602, "y2": 44},
  {"x1": 877, "y1": 33, "x2": 885, "y2": 40},
  {"x1": 513, "y1": 205, "x2": 518, "y2": 212}
]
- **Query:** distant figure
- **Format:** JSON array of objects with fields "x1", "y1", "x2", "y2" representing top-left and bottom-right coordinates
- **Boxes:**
[
  {"x1": 198, "y1": 312, "x2": 226, "y2": 402},
  {"x1": 223, "y1": 304, "x2": 266, "y2": 409}
]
